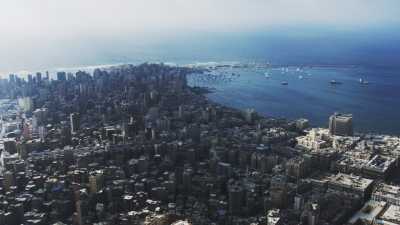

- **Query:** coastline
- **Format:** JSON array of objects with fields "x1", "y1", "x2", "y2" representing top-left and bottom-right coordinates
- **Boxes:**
[
  {"x1": 2, "y1": 62, "x2": 400, "y2": 135},
  {"x1": 1, "y1": 62, "x2": 399, "y2": 225},
  {"x1": 1, "y1": 60, "x2": 394, "y2": 79}
]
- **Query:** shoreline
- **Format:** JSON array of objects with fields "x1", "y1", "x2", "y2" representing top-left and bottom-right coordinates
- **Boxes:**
[
  {"x1": 2, "y1": 60, "x2": 399, "y2": 79},
  {"x1": 2, "y1": 62, "x2": 399, "y2": 136},
  {"x1": 0, "y1": 63, "x2": 399, "y2": 225}
]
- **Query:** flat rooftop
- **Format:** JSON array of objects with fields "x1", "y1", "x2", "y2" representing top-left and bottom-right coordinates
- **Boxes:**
[
  {"x1": 373, "y1": 183, "x2": 400, "y2": 199},
  {"x1": 329, "y1": 173, "x2": 374, "y2": 191},
  {"x1": 379, "y1": 204, "x2": 400, "y2": 225},
  {"x1": 365, "y1": 155, "x2": 396, "y2": 172},
  {"x1": 347, "y1": 200, "x2": 386, "y2": 224}
]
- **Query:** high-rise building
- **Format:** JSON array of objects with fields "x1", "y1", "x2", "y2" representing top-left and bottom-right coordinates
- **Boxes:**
[
  {"x1": 3, "y1": 171, "x2": 15, "y2": 192},
  {"x1": 89, "y1": 171, "x2": 104, "y2": 194},
  {"x1": 294, "y1": 194, "x2": 304, "y2": 211},
  {"x1": 61, "y1": 121, "x2": 72, "y2": 146},
  {"x1": 296, "y1": 118, "x2": 309, "y2": 130},
  {"x1": 3, "y1": 139, "x2": 17, "y2": 154},
  {"x1": 27, "y1": 74, "x2": 33, "y2": 83},
  {"x1": 228, "y1": 184, "x2": 244, "y2": 215},
  {"x1": 32, "y1": 108, "x2": 48, "y2": 130},
  {"x1": 244, "y1": 108, "x2": 255, "y2": 123},
  {"x1": 57, "y1": 72, "x2": 67, "y2": 81},
  {"x1": 70, "y1": 113, "x2": 80, "y2": 134},
  {"x1": 17, "y1": 97, "x2": 33, "y2": 112},
  {"x1": 8, "y1": 74, "x2": 16, "y2": 83},
  {"x1": 36, "y1": 72, "x2": 42, "y2": 83},
  {"x1": 328, "y1": 113, "x2": 353, "y2": 136},
  {"x1": 182, "y1": 168, "x2": 193, "y2": 192},
  {"x1": 285, "y1": 156, "x2": 311, "y2": 179},
  {"x1": 67, "y1": 72, "x2": 75, "y2": 81},
  {"x1": 38, "y1": 126, "x2": 46, "y2": 141},
  {"x1": 307, "y1": 203, "x2": 320, "y2": 225}
]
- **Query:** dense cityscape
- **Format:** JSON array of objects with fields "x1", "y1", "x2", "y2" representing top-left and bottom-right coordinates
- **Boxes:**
[{"x1": 0, "y1": 63, "x2": 399, "y2": 225}]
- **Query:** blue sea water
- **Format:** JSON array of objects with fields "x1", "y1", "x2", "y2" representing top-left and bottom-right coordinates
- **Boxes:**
[{"x1": 188, "y1": 65, "x2": 400, "y2": 135}]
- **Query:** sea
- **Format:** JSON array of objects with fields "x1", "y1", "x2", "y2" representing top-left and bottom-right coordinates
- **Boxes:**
[{"x1": 187, "y1": 64, "x2": 400, "y2": 135}]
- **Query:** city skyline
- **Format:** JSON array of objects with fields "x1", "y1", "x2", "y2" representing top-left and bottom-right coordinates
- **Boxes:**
[{"x1": 0, "y1": 2, "x2": 400, "y2": 225}]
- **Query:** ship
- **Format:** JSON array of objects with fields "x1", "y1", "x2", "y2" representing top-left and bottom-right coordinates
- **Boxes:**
[
  {"x1": 330, "y1": 80, "x2": 342, "y2": 85},
  {"x1": 281, "y1": 81, "x2": 288, "y2": 85},
  {"x1": 359, "y1": 78, "x2": 369, "y2": 85}
]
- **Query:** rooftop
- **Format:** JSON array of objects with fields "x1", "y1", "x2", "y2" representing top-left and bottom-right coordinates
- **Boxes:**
[
  {"x1": 379, "y1": 204, "x2": 400, "y2": 224},
  {"x1": 347, "y1": 200, "x2": 386, "y2": 224},
  {"x1": 328, "y1": 173, "x2": 374, "y2": 191}
]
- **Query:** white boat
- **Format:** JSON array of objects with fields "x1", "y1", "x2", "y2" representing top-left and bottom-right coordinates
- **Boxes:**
[
  {"x1": 330, "y1": 80, "x2": 342, "y2": 85},
  {"x1": 360, "y1": 78, "x2": 369, "y2": 85},
  {"x1": 299, "y1": 75, "x2": 303, "y2": 79}
]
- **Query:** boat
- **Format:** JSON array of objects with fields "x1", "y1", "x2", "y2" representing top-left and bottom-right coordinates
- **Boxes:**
[
  {"x1": 264, "y1": 72, "x2": 271, "y2": 78},
  {"x1": 330, "y1": 80, "x2": 342, "y2": 85},
  {"x1": 359, "y1": 78, "x2": 369, "y2": 85},
  {"x1": 281, "y1": 81, "x2": 288, "y2": 85},
  {"x1": 298, "y1": 75, "x2": 303, "y2": 79}
]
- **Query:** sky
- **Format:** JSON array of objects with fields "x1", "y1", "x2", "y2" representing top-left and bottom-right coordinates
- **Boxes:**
[{"x1": 1, "y1": 0, "x2": 400, "y2": 74}]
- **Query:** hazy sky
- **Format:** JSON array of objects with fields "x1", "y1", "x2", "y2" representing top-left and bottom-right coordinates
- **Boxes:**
[
  {"x1": 1, "y1": 0, "x2": 400, "y2": 73},
  {"x1": 2, "y1": 0, "x2": 399, "y2": 36}
]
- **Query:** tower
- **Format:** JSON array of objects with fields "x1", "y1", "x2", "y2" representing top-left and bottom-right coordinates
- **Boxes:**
[
  {"x1": 57, "y1": 71, "x2": 67, "y2": 81},
  {"x1": 329, "y1": 113, "x2": 353, "y2": 136},
  {"x1": 228, "y1": 184, "x2": 244, "y2": 215},
  {"x1": 36, "y1": 72, "x2": 42, "y2": 83},
  {"x1": 70, "y1": 113, "x2": 80, "y2": 134}
]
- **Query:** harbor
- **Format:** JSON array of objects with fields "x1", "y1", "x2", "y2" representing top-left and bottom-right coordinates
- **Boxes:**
[{"x1": 188, "y1": 64, "x2": 400, "y2": 134}]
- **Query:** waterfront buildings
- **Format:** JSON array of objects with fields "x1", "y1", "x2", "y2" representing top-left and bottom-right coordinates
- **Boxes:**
[
  {"x1": 329, "y1": 113, "x2": 353, "y2": 136},
  {"x1": 0, "y1": 63, "x2": 399, "y2": 225}
]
